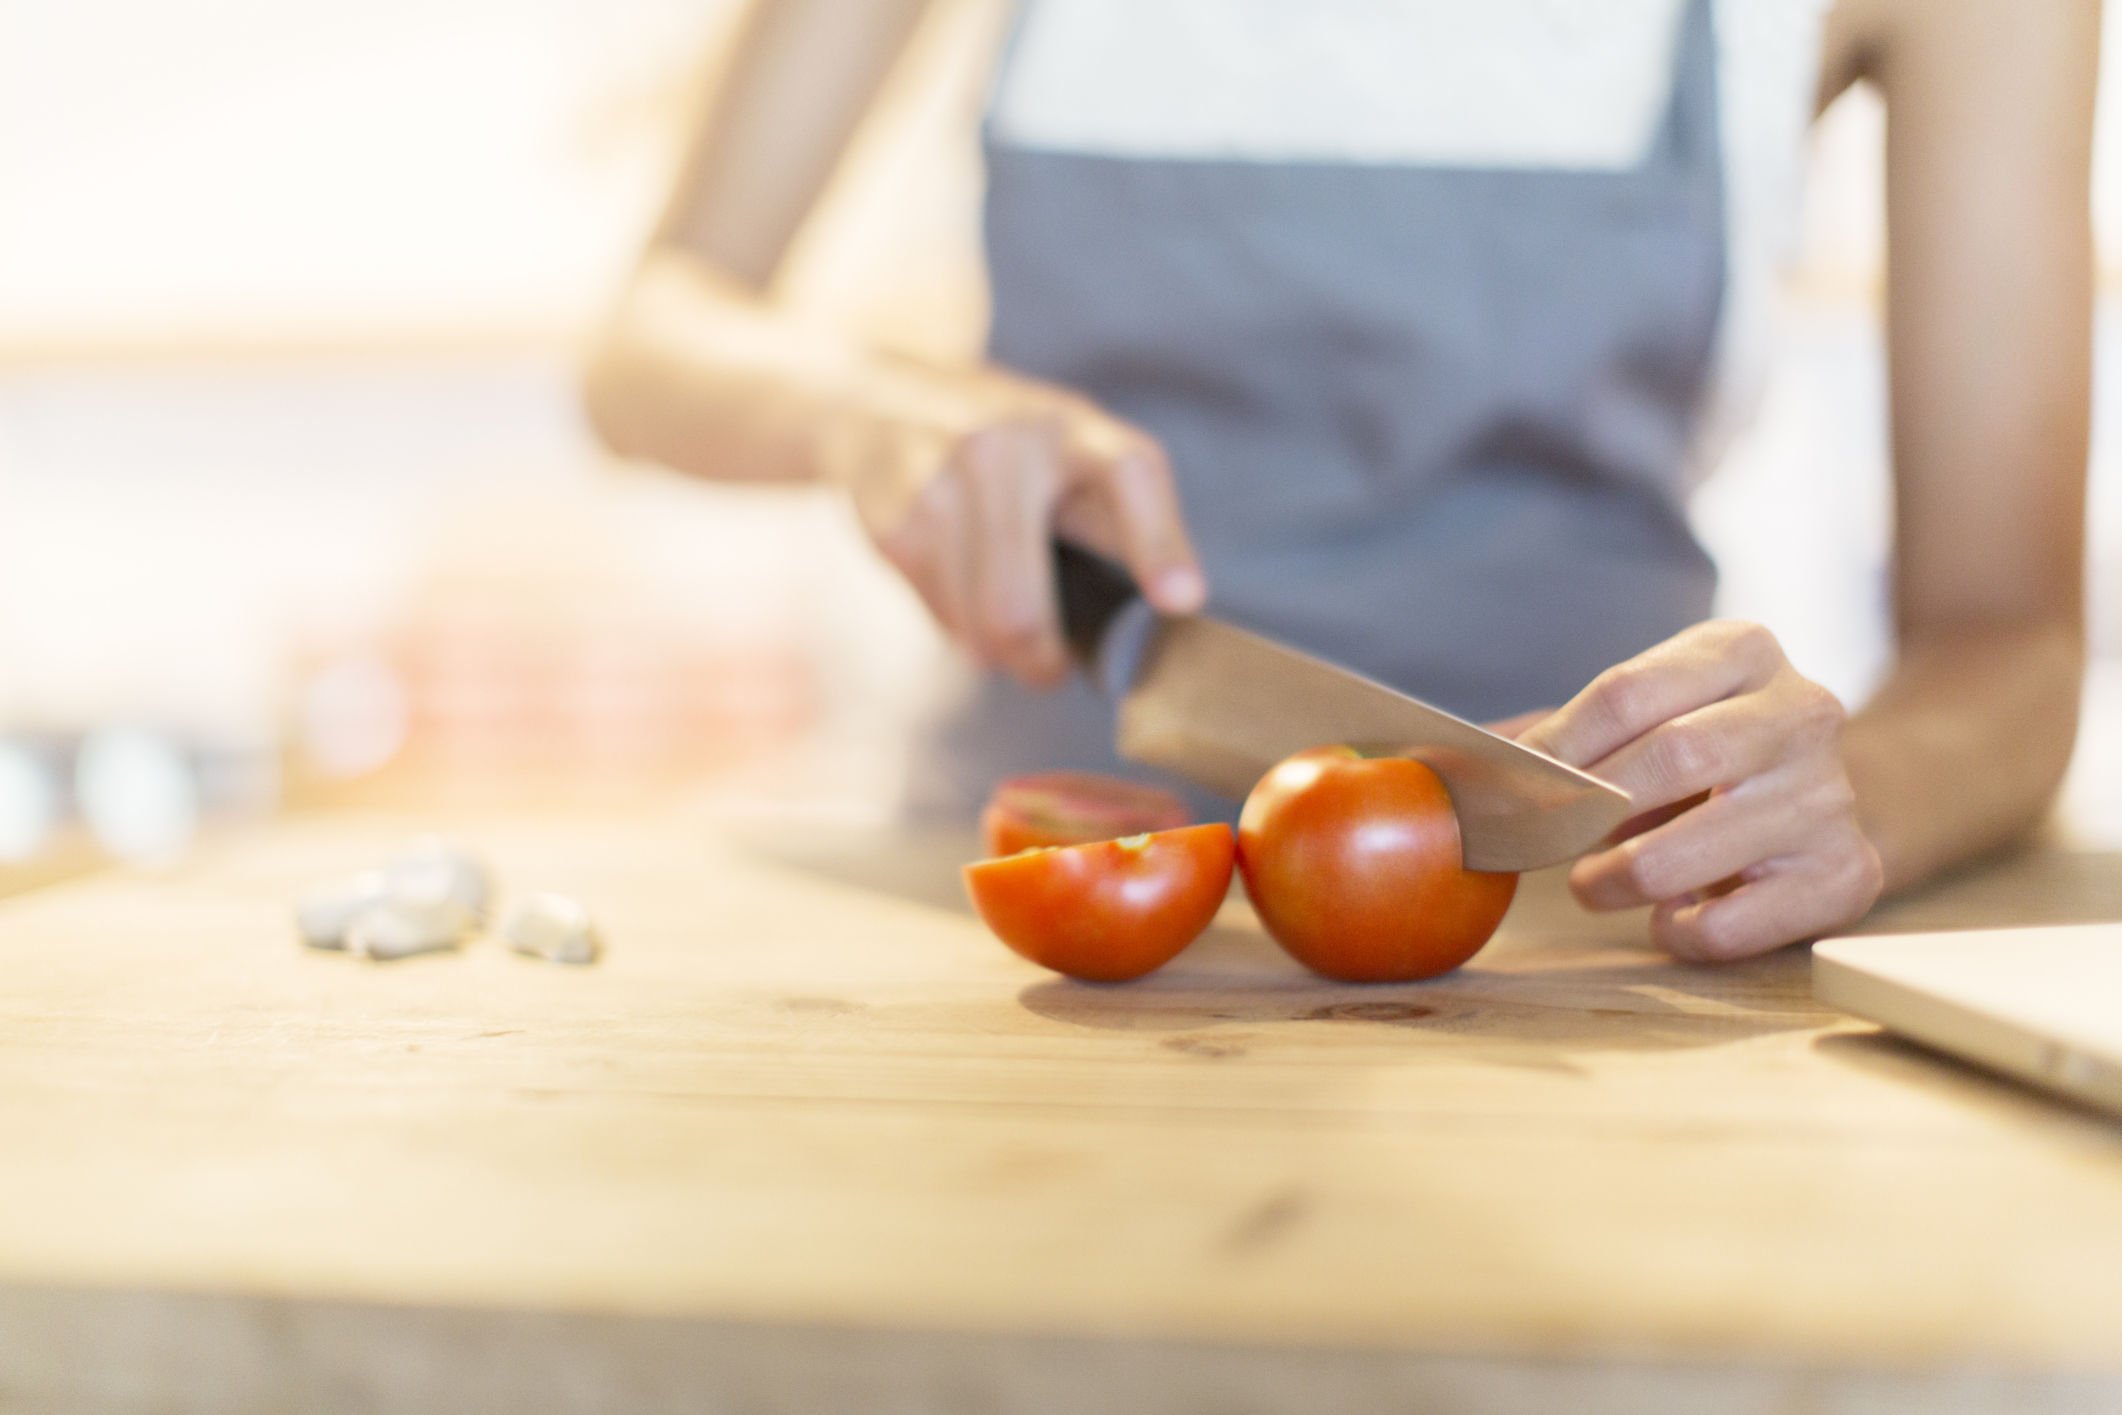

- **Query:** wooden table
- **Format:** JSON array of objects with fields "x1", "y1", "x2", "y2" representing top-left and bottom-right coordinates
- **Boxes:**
[{"x1": 3, "y1": 808, "x2": 2119, "y2": 1414}]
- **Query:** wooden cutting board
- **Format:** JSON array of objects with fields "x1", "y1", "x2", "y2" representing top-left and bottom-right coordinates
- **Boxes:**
[{"x1": 3, "y1": 811, "x2": 2120, "y2": 1414}]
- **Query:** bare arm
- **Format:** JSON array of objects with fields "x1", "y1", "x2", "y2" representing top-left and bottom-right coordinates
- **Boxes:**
[
  {"x1": 1516, "y1": 0, "x2": 2094, "y2": 959},
  {"x1": 1834, "y1": 0, "x2": 2094, "y2": 890},
  {"x1": 583, "y1": 0, "x2": 1205, "y2": 685},
  {"x1": 583, "y1": 0, "x2": 941, "y2": 480}
]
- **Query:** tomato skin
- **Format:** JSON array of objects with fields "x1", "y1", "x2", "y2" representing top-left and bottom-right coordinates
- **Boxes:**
[
  {"x1": 1238, "y1": 749, "x2": 1517, "y2": 983},
  {"x1": 963, "y1": 824, "x2": 1235, "y2": 982},
  {"x1": 980, "y1": 772, "x2": 1193, "y2": 857}
]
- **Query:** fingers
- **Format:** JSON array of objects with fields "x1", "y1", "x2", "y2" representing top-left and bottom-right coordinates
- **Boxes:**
[
  {"x1": 1597, "y1": 762, "x2": 1866, "y2": 930},
  {"x1": 960, "y1": 427, "x2": 1069, "y2": 685},
  {"x1": 1600, "y1": 791, "x2": 1709, "y2": 851},
  {"x1": 1062, "y1": 417, "x2": 1207, "y2": 615},
  {"x1": 875, "y1": 432, "x2": 1062, "y2": 684},
  {"x1": 1568, "y1": 771, "x2": 1814, "y2": 912},
  {"x1": 1580, "y1": 693, "x2": 1793, "y2": 816},
  {"x1": 873, "y1": 470, "x2": 973, "y2": 645},
  {"x1": 865, "y1": 403, "x2": 1198, "y2": 688},
  {"x1": 1520, "y1": 620, "x2": 1785, "y2": 769},
  {"x1": 1647, "y1": 833, "x2": 1884, "y2": 963},
  {"x1": 1532, "y1": 620, "x2": 1882, "y2": 962}
]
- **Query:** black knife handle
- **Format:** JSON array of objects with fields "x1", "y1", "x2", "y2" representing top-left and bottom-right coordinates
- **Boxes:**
[{"x1": 1053, "y1": 539, "x2": 1140, "y2": 669}]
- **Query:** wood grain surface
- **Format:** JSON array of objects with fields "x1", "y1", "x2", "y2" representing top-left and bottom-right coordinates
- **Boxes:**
[{"x1": 2, "y1": 810, "x2": 2119, "y2": 1414}]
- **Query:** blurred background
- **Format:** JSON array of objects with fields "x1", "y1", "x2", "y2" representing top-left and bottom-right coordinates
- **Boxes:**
[{"x1": 2, "y1": 0, "x2": 2118, "y2": 882}]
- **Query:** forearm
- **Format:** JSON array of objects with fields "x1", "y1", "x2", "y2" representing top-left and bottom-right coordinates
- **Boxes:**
[
  {"x1": 581, "y1": 250, "x2": 988, "y2": 485},
  {"x1": 1843, "y1": 618, "x2": 2084, "y2": 894}
]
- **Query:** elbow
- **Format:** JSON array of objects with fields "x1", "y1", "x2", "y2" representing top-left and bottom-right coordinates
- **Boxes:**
[
  {"x1": 1996, "y1": 616, "x2": 2087, "y2": 829},
  {"x1": 579, "y1": 321, "x2": 644, "y2": 462},
  {"x1": 2033, "y1": 624, "x2": 2088, "y2": 804},
  {"x1": 581, "y1": 256, "x2": 681, "y2": 462}
]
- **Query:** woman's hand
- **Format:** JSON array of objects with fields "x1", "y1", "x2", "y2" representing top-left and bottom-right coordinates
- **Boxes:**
[
  {"x1": 1511, "y1": 621, "x2": 1885, "y2": 962},
  {"x1": 829, "y1": 368, "x2": 1207, "y2": 687}
]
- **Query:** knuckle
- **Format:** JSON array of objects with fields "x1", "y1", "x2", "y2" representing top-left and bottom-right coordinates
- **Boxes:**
[
  {"x1": 1810, "y1": 773, "x2": 1860, "y2": 822},
  {"x1": 1129, "y1": 439, "x2": 1175, "y2": 479},
  {"x1": 1099, "y1": 446, "x2": 1164, "y2": 495},
  {"x1": 955, "y1": 421, "x2": 1039, "y2": 474},
  {"x1": 1718, "y1": 618, "x2": 1779, "y2": 663},
  {"x1": 1683, "y1": 906, "x2": 1752, "y2": 962},
  {"x1": 1652, "y1": 907, "x2": 1709, "y2": 961},
  {"x1": 1586, "y1": 668, "x2": 1646, "y2": 737},
  {"x1": 947, "y1": 424, "x2": 1003, "y2": 468},
  {"x1": 1618, "y1": 841, "x2": 1671, "y2": 900},
  {"x1": 978, "y1": 604, "x2": 1046, "y2": 655},
  {"x1": 1795, "y1": 681, "x2": 1847, "y2": 743},
  {"x1": 1690, "y1": 918, "x2": 1743, "y2": 962},
  {"x1": 1655, "y1": 726, "x2": 1721, "y2": 793},
  {"x1": 1039, "y1": 386, "x2": 1101, "y2": 423}
]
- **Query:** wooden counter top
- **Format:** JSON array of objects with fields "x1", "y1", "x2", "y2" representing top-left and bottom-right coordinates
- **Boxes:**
[{"x1": 2, "y1": 811, "x2": 2119, "y2": 1413}]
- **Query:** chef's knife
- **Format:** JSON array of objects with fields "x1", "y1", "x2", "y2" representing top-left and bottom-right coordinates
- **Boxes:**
[{"x1": 1054, "y1": 542, "x2": 1633, "y2": 871}]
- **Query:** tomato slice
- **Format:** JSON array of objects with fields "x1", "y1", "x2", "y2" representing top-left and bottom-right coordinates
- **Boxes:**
[
  {"x1": 963, "y1": 824, "x2": 1235, "y2": 982},
  {"x1": 980, "y1": 771, "x2": 1192, "y2": 857}
]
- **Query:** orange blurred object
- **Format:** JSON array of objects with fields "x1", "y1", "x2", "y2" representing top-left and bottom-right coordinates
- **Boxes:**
[{"x1": 285, "y1": 492, "x2": 816, "y2": 809}]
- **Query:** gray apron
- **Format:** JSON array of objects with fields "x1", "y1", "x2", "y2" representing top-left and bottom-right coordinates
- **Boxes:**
[{"x1": 908, "y1": 0, "x2": 1726, "y2": 821}]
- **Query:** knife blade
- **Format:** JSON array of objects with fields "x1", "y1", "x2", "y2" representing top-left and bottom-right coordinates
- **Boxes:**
[{"x1": 1054, "y1": 542, "x2": 1632, "y2": 871}]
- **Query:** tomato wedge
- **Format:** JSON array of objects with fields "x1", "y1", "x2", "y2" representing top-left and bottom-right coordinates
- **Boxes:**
[
  {"x1": 980, "y1": 771, "x2": 1193, "y2": 857},
  {"x1": 1238, "y1": 747, "x2": 1517, "y2": 983},
  {"x1": 963, "y1": 824, "x2": 1235, "y2": 982}
]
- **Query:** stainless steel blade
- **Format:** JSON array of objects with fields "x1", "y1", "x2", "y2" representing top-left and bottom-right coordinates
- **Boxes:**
[{"x1": 1114, "y1": 615, "x2": 1633, "y2": 871}]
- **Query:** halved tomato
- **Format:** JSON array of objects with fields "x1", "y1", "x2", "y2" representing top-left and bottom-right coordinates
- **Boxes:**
[
  {"x1": 1238, "y1": 747, "x2": 1517, "y2": 983},
  {"x1": 963, "y1": 824, "x2": 1235, "y2": 982},
  {"x1": 980, "y1": 771, "x2": 1192, "y2": 857}
]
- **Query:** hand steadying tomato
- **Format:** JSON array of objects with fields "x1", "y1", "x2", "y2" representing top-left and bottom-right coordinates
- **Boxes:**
[
  {"x1": 1511, "y1": 620, "x2": 1883, "y2": 961},
  {"x1": 1238, "y1": 747, "x2": 1516, "y2": 983},
  {"x1": 963, "y1": 824, "x2": 1234, "y2": 982},
  {"x1": 980, "y1": 771, "x2": 1192, "y2": 857}
]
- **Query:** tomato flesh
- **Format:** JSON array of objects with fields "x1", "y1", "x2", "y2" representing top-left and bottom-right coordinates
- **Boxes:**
[
  {"x1": 963, "y1": 823, "x2": 1235, "y2": 982},
  {"x1": 980, "y1": 771, "x2": 1192, "y2": 857},
  {"x1": 1238, "y1": 748, "x2": 1517, "y2": 983}
]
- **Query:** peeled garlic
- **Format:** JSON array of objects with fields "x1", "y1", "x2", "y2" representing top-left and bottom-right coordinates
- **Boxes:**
[
  {"x1": 500, "y1": 892, "x2": 601, "y2": 966},
  {"x1": 296, "y1": 871, "x2": 390, "y2": 951},
  {"x1": 345, "y1": 896, "x2": 478, "y2": 962},
  {"x1": 384, "y1": 837, "x2": 491, "y2": 921}
]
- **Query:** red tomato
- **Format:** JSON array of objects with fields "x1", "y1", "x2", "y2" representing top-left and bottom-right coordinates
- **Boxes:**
[
  {"x1": 963, "y1": 824, "x2": 1235, "y2": 982},
  {"x1": 980, "y1": 771, "x2": 1192, "y2": 857},
  {"x1": 1238, "y1": 747, "x2": 1517, "y2": 983}
]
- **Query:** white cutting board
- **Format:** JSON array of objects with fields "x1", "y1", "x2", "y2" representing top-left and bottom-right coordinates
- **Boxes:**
[{"x1": 1815, "y1": 923, "x2": 2122, "y2": 1117}]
